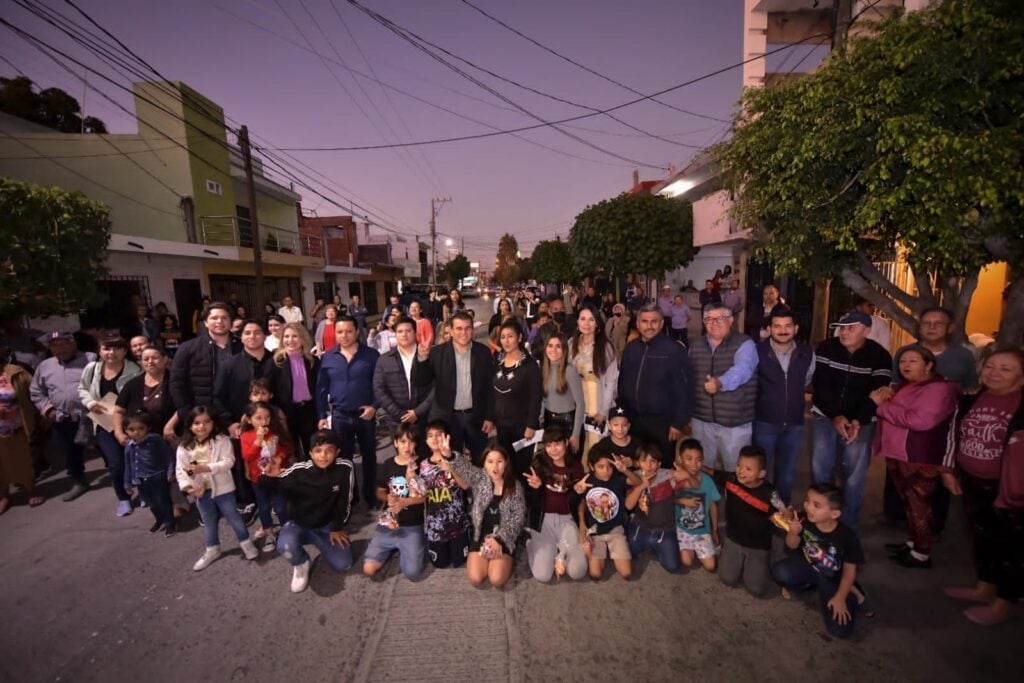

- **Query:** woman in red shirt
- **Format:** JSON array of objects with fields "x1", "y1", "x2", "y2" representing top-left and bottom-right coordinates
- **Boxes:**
[{"x1": 942, "y1": 348, "x2": 1024, "y2": 626}]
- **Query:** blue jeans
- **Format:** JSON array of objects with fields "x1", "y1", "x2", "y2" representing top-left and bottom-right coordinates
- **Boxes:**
[
  {"x1": 277, "y1": 521, "x2": 354, "y2": 572},
  {"x1": 772, "y1": 554, "x2": 857, "y2": 639},
  {"x1": 691, "y1": 419, "x2": 753, "y2": 472},
  {"x1": 753, "y1": 420, "x2": 805, "y2": 505},
  {"x1": 95, "y1": 428, "x2": 130, "y2": 502},
  {"x1": 364, "y1": 525, "x2": 426, "y2": 579},
  {"x1": 332, "y1": 413, "x2": 378, "y2": 504},
  {"x1": 627, "y1": 524, "x2": 681, "y2": 572},
  {"x1": 195, "y1": 490, "x2": 249, "y2": 547},
  {"x1": 810, "y1": 415, "x2": 875, "y2": 528},
  {"x1": 252, "y1": 480, "x2": 288, "y2": 530}
]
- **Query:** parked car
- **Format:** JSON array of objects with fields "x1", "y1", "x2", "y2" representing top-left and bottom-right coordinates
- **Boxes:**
[{"x1": 399, "y1": 284, "x2": 448, "y2": 308}]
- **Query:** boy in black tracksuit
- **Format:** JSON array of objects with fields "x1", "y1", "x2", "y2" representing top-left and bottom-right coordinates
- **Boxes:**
[{"x1": 261, "y1": 430, "x2": 354, "y2": 593}]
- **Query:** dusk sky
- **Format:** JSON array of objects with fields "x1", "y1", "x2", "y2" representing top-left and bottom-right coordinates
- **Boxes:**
[{"x1": 0, "y1": 0, "x2": 818, "y2": 264}]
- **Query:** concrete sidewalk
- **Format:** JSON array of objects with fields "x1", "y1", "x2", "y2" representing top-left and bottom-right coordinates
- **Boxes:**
[{"x1": 1, "y1": 439, "x2": 1021, "y2": 683}]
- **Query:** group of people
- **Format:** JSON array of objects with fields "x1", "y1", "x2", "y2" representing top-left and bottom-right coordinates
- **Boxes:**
[{"x1": 1, "y1": 282, "x2": 1021, "y2": 632}]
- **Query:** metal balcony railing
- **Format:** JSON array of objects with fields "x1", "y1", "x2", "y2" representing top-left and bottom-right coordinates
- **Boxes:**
[{"x1": 200, "y1": 216, "x2": 324, "y2": 258}]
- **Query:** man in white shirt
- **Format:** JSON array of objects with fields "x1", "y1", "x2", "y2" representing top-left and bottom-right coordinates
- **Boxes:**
[
  {"x1": 373, "y1": 317, "x2": 434, "y2": 453},
  {"x1": 278, "y1": 295, "x2": 304, "y2": 325}
]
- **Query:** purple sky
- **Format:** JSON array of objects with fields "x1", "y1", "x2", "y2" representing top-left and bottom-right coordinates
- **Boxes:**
[{"x1": 1, "y1": 0, "x2": 779, "y2": 264}]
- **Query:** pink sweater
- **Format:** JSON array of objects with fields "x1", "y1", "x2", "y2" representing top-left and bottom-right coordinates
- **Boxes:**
[{"x1": 873, "y1": 378, "x2": 958, "y2": 466}]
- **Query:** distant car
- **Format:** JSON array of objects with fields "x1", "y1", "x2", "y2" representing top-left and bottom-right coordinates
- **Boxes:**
[
  {"x1": 484, "y1": 284, "x2": 501, "y2": 297},
  {"x1": 399, "y1": 284, "x2": 449, "y2": 308},
  {"x1": 460, "y1": 284, "x2": 479, "y2": 298}
]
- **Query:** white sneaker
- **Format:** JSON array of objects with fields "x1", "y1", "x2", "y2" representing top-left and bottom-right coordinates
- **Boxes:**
[
  {"x1": 239, "y1": 539, "x2": 259, "y2": 560},
  {"x1": 291, "y1": 559, "x2": 311, "y2": 593},
  {"x1": 262, "y1": 531, "x2": 277, "y2": 553},
  {"x1": 192, "y1": 546, "x2": 221, "y2": 571}
]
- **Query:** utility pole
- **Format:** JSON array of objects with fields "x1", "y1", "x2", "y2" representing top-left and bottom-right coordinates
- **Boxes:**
[
  {"x1": 429, "y1": 197, "x2": 450, "y2": 287},
  {"x1": 238, "y1": 125, "x2": 265, "y2": 300}
]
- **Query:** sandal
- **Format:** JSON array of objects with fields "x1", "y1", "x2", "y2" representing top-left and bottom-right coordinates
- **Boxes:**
[{"x1": 28, "y1": 496, "x2": 45, "y2": 507}]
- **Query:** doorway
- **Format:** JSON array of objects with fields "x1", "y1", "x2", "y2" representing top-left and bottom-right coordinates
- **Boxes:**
[{"x1": 173, "y1": 279, "x2": 203, "y2": 339}]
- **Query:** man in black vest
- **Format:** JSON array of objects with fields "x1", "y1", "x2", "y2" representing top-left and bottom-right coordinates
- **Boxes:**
[
  {"x1": 690, "y1": 302, "x2": 758, "y2": 471},
  {"x1": 752, "y1": 310, "x2": 815, "y2": 504},
  {"x1": 413, "y1": 311, "x2": 494, "y2": 462}
]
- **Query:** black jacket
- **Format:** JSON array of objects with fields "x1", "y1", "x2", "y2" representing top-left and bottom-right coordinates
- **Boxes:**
[
  {"x1": 213, "y1": 350, "x2": 277, "y2": 424},
  {"x1": 413, "y1": 341, "x2": 494, "y2": 426},
  {"x1": 271, "y1": 353, "x2": 319, "y2": 407},
  {"x1": 373, "y1": 348, "x2": 434, "y2": 423},
  {"x1": 811, "y1": 337, "x2": 892, "y2": 423},
  {"x1": 169, "y1": 331, "x2": 242, "y2": 421},
  {"x1": 617, "y1": 333, "x2": 695, "y2": 430},
  {"x1": 261, "y1": 457, "x2": 353, "y2": 531}
]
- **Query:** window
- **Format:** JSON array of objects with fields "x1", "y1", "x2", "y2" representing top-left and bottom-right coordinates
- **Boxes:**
[{"x1": 205, "y1": 179, "x2": 223, "y2": 195}]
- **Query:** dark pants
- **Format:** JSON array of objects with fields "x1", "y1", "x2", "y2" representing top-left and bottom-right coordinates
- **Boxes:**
[
  {"x1": 887, "y1": 459, "x2": 941, "y2": 556},
  {"x1": 496, "y1": 421, "x2": 532, "y2": 477},
  {"x1": 961, "y1": 471, "x2": 1024, "y2": 602},
  {"x1": 884, "y1": 468, "x2": 950, "y2": 534},
  {"x1": 252, "y1": 479, "x2": 288, "y2": 529},
  {"x1": 449, "y1": 411, "x2": 488, "y2": 464},
  {"x1": 772, "y1": 554, "x2": 858, "y2": 639},
  {"x1": 670, "y1": 327, "x2": 689, "y2": 347},
  {"x1": 631, "y1": 415, "x2": 675, "y2": 468},
  {"x1": 95, "y1": 428, "x2": 130, "y2": 502},
  {"x1": 229, "y1": 439, "x2": 255, "y2": 508},
  {"x1": 333, "y1": 413, "x2": 377, "y2": 504},
  {"x1": 752, "y1": 420, "x2": 804, "y2": 505},
  {"x1": 138, "y1": 473, "x2": 174, "y2": 529},
  {"x1": 284, "y1": 400, "x2": 318, "y2": 460},
  {"x1": 52, "y1": 417, "x2": 86, "y2": 484},
  {"x1": 543, "y1": 410, "x2": 575, "y2": 440}
]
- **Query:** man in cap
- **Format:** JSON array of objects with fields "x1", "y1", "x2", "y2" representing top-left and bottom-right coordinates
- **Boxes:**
[
  {"x1": 29, "y1": 331, "x2": 97, "y2": 500},
  {"x1": 810, "y1": 311, "x2": 892, "y2": 527}
]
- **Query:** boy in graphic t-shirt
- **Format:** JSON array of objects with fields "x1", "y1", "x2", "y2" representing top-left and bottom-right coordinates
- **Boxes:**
[
  {"x1": 771, "y1": 483, "x2": 866, "y2": 639},
  {"x1": 418, "y1": 420, "x2": 471, "y2": 568},
  {"x1": 576, "y1": 445, "x2": 641, "y2": 580},
  {"x1": 363, "y1": 424, "x2": 426, "y2": 580},
  {"x1": 672, "y1": 439, "x2": 721, "y2": 572}
]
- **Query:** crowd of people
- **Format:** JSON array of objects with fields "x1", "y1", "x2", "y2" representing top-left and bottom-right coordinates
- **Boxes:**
[{"x1": 0, "y1": 280, "x2": 1021, "y2": 634}]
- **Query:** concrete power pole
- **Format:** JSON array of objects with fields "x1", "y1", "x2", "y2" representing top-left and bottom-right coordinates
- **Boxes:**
[
  {"x1": 238, "y1": 125, "x2": 265, "y2": 300},
  {"x1": 429, "y1": 197, "x2": 450, "y2": 287}
]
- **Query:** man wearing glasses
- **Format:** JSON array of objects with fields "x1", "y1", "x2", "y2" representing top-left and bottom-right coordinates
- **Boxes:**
[{"x1": 689, "y1": 302, "x2": 759, "y2": 471}]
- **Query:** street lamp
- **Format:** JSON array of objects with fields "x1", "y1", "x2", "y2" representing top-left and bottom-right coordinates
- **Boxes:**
[{"x1": 445, "y1": 237, "x2": 454, "y2": 261}]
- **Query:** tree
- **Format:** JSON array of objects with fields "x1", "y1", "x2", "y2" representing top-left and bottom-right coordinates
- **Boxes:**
[
  {"x1": 568, "y1": 192, "x2": 696, "y2": 278},
  {"x1": 494, "y1": 232, "x2": 521, "y2": 286},
  {"x1": 529, "y1": 238, "x2": 575, "y2": 285},
  {"x1": 0, "y1": 177, "x2": 112, "y2": 315},
  {"x1": 443, "y1": 253, "x2": 471, "y2": 286},
  {"x1": 0, "y1": 77, "x2": 108, "y2": 133},
  {"x1": 714, "y1": 0, "x2": 1024, "y2": 345}
]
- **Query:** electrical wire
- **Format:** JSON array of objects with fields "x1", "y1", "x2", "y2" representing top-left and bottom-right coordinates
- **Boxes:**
[{"x1": 458, "y1": 0, "x2": 731, "y2": 125}]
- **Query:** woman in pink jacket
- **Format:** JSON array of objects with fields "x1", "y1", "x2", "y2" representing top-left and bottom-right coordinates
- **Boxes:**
[{"x1": 870, "y1": 345, "x2": 957, "y2": 570}]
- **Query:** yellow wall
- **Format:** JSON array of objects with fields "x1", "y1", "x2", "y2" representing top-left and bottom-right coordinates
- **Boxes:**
[{"x1": 966, "y1": 262, "x2": 1008, "y2": 337}]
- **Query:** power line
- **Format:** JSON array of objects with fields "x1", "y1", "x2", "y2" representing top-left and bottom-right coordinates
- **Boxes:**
[
  {"x1": 458, "y1": 0, "x2": 731, "y2": 125},
  {"x1": 346, "y1": 0, "x2": 671, "y2": 169},
  {"x1": 272, "y1": 33, "x2": 831, "y2": 152}
]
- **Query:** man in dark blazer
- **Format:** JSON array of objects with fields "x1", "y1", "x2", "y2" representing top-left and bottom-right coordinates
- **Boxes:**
[
  {"x1": 374, "y1": 317, "x2": 434, "y2": 455},
  {"x1": 413, "y1": 311, "x2": 494, "y2": 462}
]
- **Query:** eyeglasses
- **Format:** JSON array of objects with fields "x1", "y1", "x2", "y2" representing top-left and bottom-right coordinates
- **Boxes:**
[{"x1": 702, "y1": 316, "x2": 733, "y2": 324}]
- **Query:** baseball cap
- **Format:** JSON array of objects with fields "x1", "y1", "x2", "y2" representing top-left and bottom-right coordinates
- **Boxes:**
[
  {"x1": 40, "y1": 330, "x2": 75, "y2": 344},
  {"x1": 831, "y1": 312, "x2": 873, "y2": 328},
  {"x1": 607, "y1": 403, "x2": 629, "y2": 420}
]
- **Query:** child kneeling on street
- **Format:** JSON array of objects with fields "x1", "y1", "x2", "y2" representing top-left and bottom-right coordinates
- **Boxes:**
[
  {"x1": 363, "y1": 424, "x2": 426, "y2": 580},
  {"x1": 772, "y1": 483, "x2": 866, "y2": 639},
  {"x1": 260, "y1": 430, "x2": 354, "y2": 593}
]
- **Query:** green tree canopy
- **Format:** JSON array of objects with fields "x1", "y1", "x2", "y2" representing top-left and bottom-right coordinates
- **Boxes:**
[
  {"x1": 568, "y1": 193, "x2": 695, "y2": 279},
  {"x1": 529, "y1": 238, "x2": 575, "y2": 285},
  {"x1": 0, "y1": 76, "x2": 108, "y2": 133},
  {"x1": 443, "y1": 253, "x2": 471, "y2": 286},
  {"x1": 714, "y1": 0, "x2": 1024, "y2": 343},
  {"x1": 0, "y1": 177, "x2": 112, "y2": 315},
  {"x1": 494, "y1": 232, "x2": 521, "y2": 286}
]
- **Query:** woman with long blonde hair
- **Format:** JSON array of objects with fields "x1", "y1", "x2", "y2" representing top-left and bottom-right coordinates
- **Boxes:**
[{"x1": 272, "y1": 323, "x2": 319, "y2": 459}]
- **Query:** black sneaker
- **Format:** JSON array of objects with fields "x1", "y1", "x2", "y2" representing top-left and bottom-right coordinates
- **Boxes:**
[
  {"x1": 890, "y1": 552, "x2": 931, "y2": 569},
  {"x1": 149, "y1": 521, "x2": 162, "y2": 533},
  {"x1": 240, "y1": 504, "x2": 258, "y2": 527},
  {"x1": 164, "y1": 524, "x2": 176, "y2": 538},
  {"x1": 884, "y1": 542, "x2": 911, "y2": 554}
]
